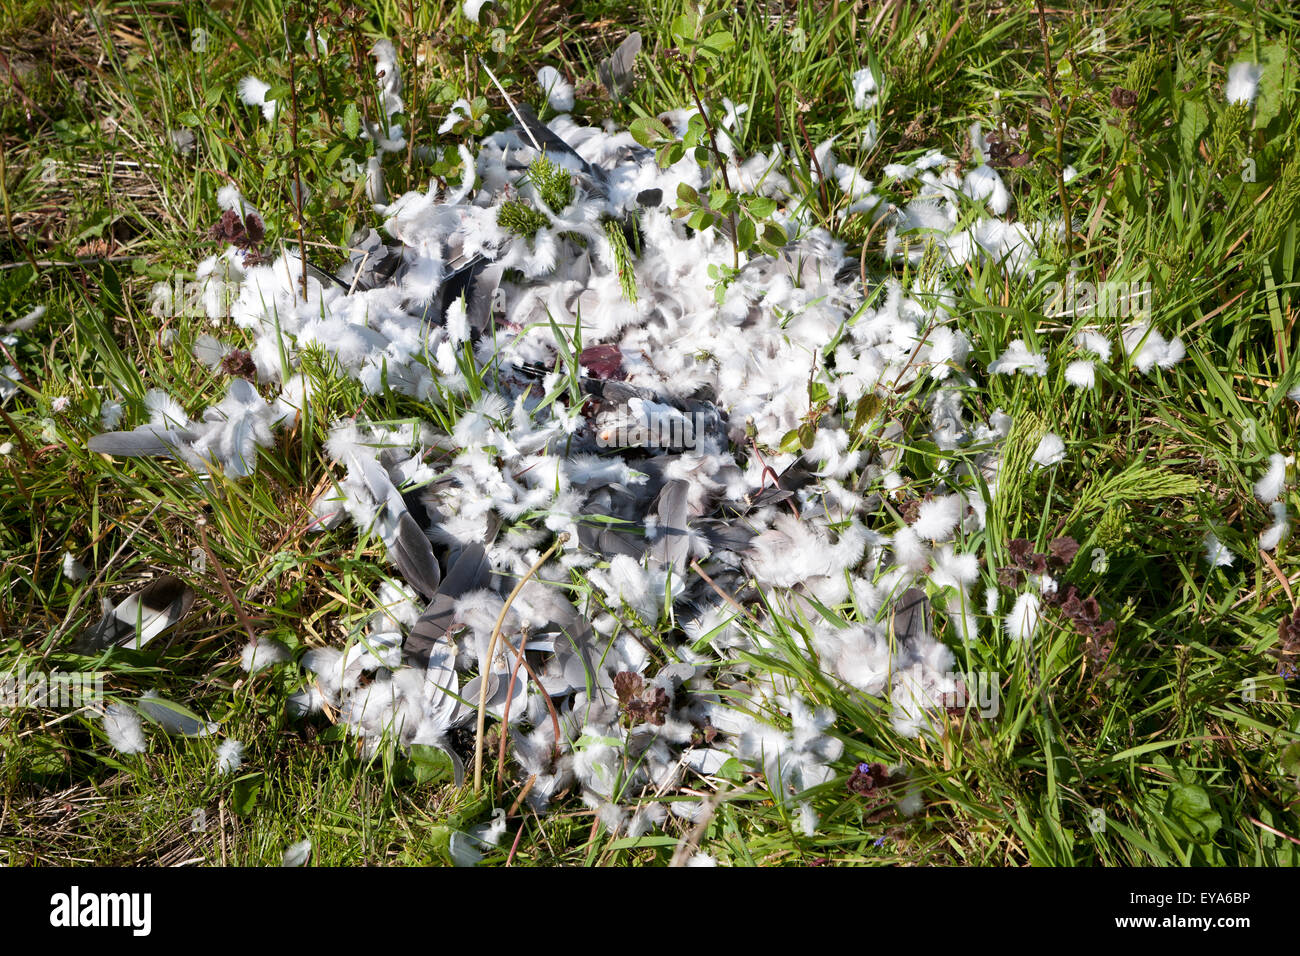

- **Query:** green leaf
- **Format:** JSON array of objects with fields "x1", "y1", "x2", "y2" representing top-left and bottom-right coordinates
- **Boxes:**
[
  {"x1": 408, "y1": 745, "x2": 456, "y2": 786},
  {"x1": 630, "y1": 116, "x2": 672, "y2": 149},
  {"x1": 1279, "y1": 741, "x2": 1300, "y2": 778},
  {"x1": 700, "y1": 31, "x2": 735, "y2": 56},
  {"x1": 747, "y1": 196, "x2": 777, "y2": 218},
  {"x1": 1253, "y1": 43, "x2": 1292, "y2": 128},
  {"x1": 231, "y1": 772, "x2": 265, "y2": 816},
  {"x1": 808, "y1": 380, "x2": 830, "y2": 405},
  {"x1": 676, "y1": 182, "x2": 700, "y2": 204},
  {"x1": 779, "y1": 429, "x2": 803, "y2": 453},
  {"x1": 1176, "y1": 96, "x2": 1209, "y2": 165},
  {"x1": 687, "y1": 209, "x2": 715, "y2": 231},
  {"x1": 763, "y1": 223, "x2": 788, "y2": 249},
  {"x1": 716, "y1": 757, "x2": 743, "y2": 782},
  {"x1": 343, "y1": 102, "x2": 360, "y2": 139},
  {"x1": 737, "y1": 215, "x2": 756, "y2": 251},
  {"x1": 322, "y1": 141, "x2": 346, "y2": 169},
  {"x1": 853, "y1": 393, "x2": 882, "y2": 433},
  {"x1": 670, "y1": 12, "x2": 698, "y2": 42},
  {"x1": 1165, "y1": 783, "x2": 1221, "y2": 844}
]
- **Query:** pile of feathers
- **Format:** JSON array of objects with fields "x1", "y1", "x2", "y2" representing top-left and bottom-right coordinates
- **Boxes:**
[{"x1": 83, "y1": 35, "x2": 1077, "y2": 831}]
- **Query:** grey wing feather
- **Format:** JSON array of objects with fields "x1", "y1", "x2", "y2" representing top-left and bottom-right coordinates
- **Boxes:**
[
  {"x1": 339, "y1": 228, "x2": 404, "y2": 291},
  {"x1": 466, "y1": 261, "x2": 504, "y2": 334},
  {"x1": 703, "y1": 520, "x2": 754, "y2": 553},
  {"x1": 75, "y1": 575, "x2": 195, "y2": 653},
  {"x1": 137, "y1": 695, "x2": 214, "y2": 737},
  {"x1": 391, "y1": 512, "x2": 441, "y2": 600},
  {"x1": 403, "y1": 544, "x2": 490, "y2": 668},
  {"x1": 439, "y1": 543, "x2": 491, "y2": 597},
  {"x1": 891, "y1": 586, "x2": 930, "y2": 644},
  {"x1": 514, "y1": 104, "x2": 598, "y2": 179},
  {"x1": 651, "y1": 479, "x2": 691, "y2": 572},
  {"x1": 404, "y1": 593, "x2": 457, "y2": 670},
  {"x1": 577, "y1": 518, "x2": 647, "y2": 559},
  {"x1": 88, "y1": 426, "x2": 196, "y2": 458},
  {"x1": 598, "y1": 32, "x2": 642, "y2": 99}
]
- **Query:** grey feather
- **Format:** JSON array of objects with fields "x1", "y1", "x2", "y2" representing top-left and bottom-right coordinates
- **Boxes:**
[
  {"x1": 391, "y1": 512, "x2": 441, "y2": 600},
  {"x1": 439, "y1": 542, "x2": 491, "y2": 598},
  {"x1": 337, "y1": 227, "x2": 404, "y2": 291},
  {"x1": 576, "y1": 484, "x2": 652, "y2": 559},
  {"x1": 597, "y1": 32, "x2": 642, "y2": 99},
  {"x1": 421, "y1": 255, "x2": 503, "y2": 335},
  {"x1": 403, "y1": 544, "x2": 491, "y2": 669},
  {"x1": 88, "y1": 426, "x2": 197, "y2": 459},
  {"x1": 514, "y1": 104, "x2": 599, "y2": 180},
  {"x1": 577, "y1": 517, "x2": 647, "y2": 560},
  {"x1": 651, "y1": 479, "x2": 691, "y2": 572},
  {"x1": 75, "y1": 575, "x2": 195, "y2": 653},
  {"x1": 542, "y1": 619, "x2": 600, "y2": 697},
  {"x1": 702, "y1": 519, "x2": 754, "y2": 553},
  {"x1": 405, "y1": 593, "x2": 458, "y2": 670},
  {"x1": 137, "y1": 694, "x2": 215, "y2": 737},
  {"x1": 193, "y1": 334, "x2": 226, "y2": 370},
  {"x1": 461, "y1": 670, "x2": 526, "y2": 716},
  {"x1": 466, "y1": 261, "x2": 504, "y2": 334},
  {"x1": 891, "y1": 587, "x2": 930, "y2": 644}
]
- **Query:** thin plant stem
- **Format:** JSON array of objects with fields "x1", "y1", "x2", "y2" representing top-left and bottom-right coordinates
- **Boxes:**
[{"x1": 473, "y1": 532, "x2": 568, "y2": 794}]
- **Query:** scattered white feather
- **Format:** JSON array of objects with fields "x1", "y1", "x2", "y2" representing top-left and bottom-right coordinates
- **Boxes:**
[
  {"x1": 1225, "y1": 62, "x2": 1262, "y2": 105},
  {"x1": 1121, "y1": 321, "x2": 1185, "y2": 373},
  {"x1": 1004, "y1": 592, "x2": 1040, "y2": 642},
  {"x1": 281, "y1": 838, "x2": 312, "y2": 867},
  {"x1": 797, "y1": 801, "x2": 818, "y2": 836},
  {"x1": 851, "y1": 68, "x2": 878, "y2": 111},
  {"x1": 237, "y1": 76, "x2": 278, "y2": 121},
  {"x1": 912, "y1": 494, "x2": 963, "y2": 542},
  {"x1": 536, "y1": 66, "x2": 574, "y2": 113},
  {"x1": 1254, "y1": 453, "x2": 1287, "y2": 503},
  {"x1": 463, "y1": 0, "x2": 492, "y2": 22},
  {"x1": 1031, "y1": 432, "x2": 1065, "y2": 469},
  {"x1": 1065, "y1": 360, "x2": 1095, "y2": 389},
  {"x1": 1260, "y1": 502, "x2": 1291, "y2": 552},
  {"x1": 241, "y1": 637, "x2": 291, "y2": 674},
  {"x1": 102, "y1": 703, "x2": 147, "y2": 755},
  {"x1": 962, "y1": 165, "x2": 1009, "y2": 215},
  {"x1": 215, "y1": 739, "x2": 245, "y2": 774},
  {"x1": 988, "y1": 339, "x2": 1047, "y2": 377},
  {"x1": 8, "y1": 304, "x2": 45, "y2": 332},
  {"x1": 99, "y1": 398, "x2": 123, "y2": 429},
  {"x1": 61, "y1": 551, "x2": 88, "y2": 581},
  {"x1": 1203, "y1": 533, "x2": 1235, "y2": 568}
]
